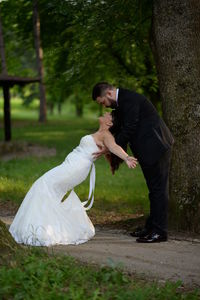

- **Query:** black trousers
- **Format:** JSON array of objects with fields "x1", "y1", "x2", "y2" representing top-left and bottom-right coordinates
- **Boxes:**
[{"x1": 139, "y1": 148, "x2": 172, "y2": 235}]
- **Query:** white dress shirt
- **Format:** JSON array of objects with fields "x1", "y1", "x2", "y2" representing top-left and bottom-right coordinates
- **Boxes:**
[{"x1": 116, "y1": 88, "x2": 119, "y2": 106}]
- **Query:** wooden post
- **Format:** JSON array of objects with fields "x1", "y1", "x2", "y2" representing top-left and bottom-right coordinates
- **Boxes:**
[
  {"x1": 3, "y1": 85, "x2": 11, "y2": 141},
  {"x1": 0, "y1": 6, "x2": 11, "y2": 141}
]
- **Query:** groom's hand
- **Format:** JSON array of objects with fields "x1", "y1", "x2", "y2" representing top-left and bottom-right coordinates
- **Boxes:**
[{"x1": 92, "y1": 147, "x2": 109, "y2": 159}]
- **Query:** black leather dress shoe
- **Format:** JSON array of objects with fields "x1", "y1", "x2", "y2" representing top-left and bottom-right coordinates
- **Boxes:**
[
  {"x1": 136, "y1": 232, "x2": 168, "y2": 243},
  {"x1": 130, "y1": 227, "x2": 151, "y2": 238}
]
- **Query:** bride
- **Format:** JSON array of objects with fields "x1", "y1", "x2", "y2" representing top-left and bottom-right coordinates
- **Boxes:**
[{"x1": 9, "y1": 112, "x2": 137, "y2": 246}]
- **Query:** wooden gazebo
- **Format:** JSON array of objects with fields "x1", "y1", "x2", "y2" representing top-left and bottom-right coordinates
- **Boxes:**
[
  {"x1": 0, "y1": 75, "x2": 40, "y2": 141},
  {"x1": 0, "y1": 1, "x2": 46, "y2": 142}
]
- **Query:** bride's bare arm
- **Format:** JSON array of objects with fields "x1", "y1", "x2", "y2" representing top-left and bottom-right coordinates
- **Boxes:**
[
  {"x1": 103, "y1": 132, "x2": 138, "y2": 168},
  {"x1": 103, "y1": 132, "x2": 129, "y2": 159}
]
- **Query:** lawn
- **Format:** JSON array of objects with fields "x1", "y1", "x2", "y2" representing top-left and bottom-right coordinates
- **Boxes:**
[
  {"x1": 0, "y1": 248, "x2": 199, "y2": 300},
  {"x1": 0, "y1": 97, "x2": 149, "y2": 222},
  {"x1": 1, "y1": 98, "x2": 199, "y2": 300}
]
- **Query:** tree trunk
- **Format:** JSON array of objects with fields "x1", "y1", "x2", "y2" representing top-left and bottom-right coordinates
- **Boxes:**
[
  {"x1": 0, "y1": 220, "x2": 19, "y2": 256},
  {"x1": 99, "y1": 104, "x2": 103, "y2": 117},
  {"x1": 57, "y1": 102, "x2": 62, "y2": 115},
  {"x1": 75, "y1": 99, "x2": 83, "y2": 117},
  {"x1": 151, "y1": 0, "x2": 200, "y2": 232},
  {"x1": 0, "y1": 7, "x2": 7, "y2": 74},
  {"x1": 49, "y1": 102, "x2": 54, "y2": 115},
  {"x1": 3, "y1": 85, "x2": 11, "y2": 141},
  {"x1": 33, "y1": 0, "x2": 46, "y2": 122},
  {"x1": 76, "y1": 105, "x2": 83, "y2": 117}
]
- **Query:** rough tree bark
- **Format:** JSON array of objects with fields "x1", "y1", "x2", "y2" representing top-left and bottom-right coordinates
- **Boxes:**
[
  {"x1": 33, "y1": 0, "x2": 47, "y2": 122},
  {"x1": 75, "y1": 92, "x2": 83, "y2": 117},
  {"x1": 151, "y1": 1, "x2": 200, "y2": 231},
  {"x1": 0, "y1": 220, "x2": 19, "y2": 257}
]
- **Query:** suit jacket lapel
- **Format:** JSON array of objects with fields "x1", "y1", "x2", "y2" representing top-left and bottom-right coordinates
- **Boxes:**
[
  {"x1": 117, "y1": 88, "x2": 127, "y2": 110},
  {"x1": 117, "y1": 88, "x2": 122, "y2": 108}
]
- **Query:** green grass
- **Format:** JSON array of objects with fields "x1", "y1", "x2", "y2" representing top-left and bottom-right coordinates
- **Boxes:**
[
  {"x1": 0, "y1": 248, "x2": 199, "y2": 300},
  {"x1": 1, "y1": 98, "x2": 199, "y2": 299},
  {"x1": 0, "y1": 97, "x2": 149, "y2": 216}
]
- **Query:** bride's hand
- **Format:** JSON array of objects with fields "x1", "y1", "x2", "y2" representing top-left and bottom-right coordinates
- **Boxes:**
[{"x1": 125, "y1": 156, "x2": 138, "y2": 169}]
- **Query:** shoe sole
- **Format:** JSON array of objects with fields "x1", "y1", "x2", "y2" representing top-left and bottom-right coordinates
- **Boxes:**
[
  {"x1": 130, "y1": 232, "x2": 151, "y2": 238},
  {"x1": 136, "y1": 238, "x2": 168, "y2": 243}
]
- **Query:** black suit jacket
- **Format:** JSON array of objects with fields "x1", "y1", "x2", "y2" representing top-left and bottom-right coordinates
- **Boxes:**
[{"x1": 114, "y1": 88, "x2": 174, "y2": 166}]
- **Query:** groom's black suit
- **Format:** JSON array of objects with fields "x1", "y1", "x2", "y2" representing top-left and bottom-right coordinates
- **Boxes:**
[{"x1": 114, "y1": 88, "x2": 174, "y2": 234}]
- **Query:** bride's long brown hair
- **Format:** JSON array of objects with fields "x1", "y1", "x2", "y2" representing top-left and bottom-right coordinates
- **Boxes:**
[{"x1": 108, "y1": 110, "x2": 127, "y2": 174}]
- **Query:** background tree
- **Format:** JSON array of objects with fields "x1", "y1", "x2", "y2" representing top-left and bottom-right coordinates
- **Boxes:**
[
  {"x1": 0, "y1": 0, "x2": 158, "y2": 117},
  {"x1": 33, "y1": 0, "x2": 46, "y2": 122},
  {"x1": 0, "y1": 5, "x2": 11, "y2": 141}
]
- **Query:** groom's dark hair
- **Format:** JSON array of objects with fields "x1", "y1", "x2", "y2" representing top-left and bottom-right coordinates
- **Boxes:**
[{"x1": 92, "y1": 82, "x2": 114, "y2": 100}]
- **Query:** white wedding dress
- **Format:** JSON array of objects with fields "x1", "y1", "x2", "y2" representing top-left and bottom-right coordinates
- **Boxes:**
[{"x1": 9, "y1": 135, "x2": 99, "y2": 246}]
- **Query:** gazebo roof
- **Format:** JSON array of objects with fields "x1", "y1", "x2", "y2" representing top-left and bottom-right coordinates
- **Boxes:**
[{"x1": 0, "y1": 74, "x2": 40, "y2": 87}]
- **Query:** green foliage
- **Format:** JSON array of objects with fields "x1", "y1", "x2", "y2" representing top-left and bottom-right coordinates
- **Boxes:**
[
  {"x1": 0, "y1": 249, "x2": 199, "y2": 299},
  {"x1": 0, "y1": 0, "x2": 36, "y2": 77},
  {"x1": 0, "y1": 0, "x2": 160, "y2": 117},
  {"x1": 42, "y1": 0, "x2": 158, "y2": 101}
]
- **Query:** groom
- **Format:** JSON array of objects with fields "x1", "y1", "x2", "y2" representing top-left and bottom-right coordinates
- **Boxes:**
[{"x1": 92, "y1": 82, "x2": 174, "y2": 243}]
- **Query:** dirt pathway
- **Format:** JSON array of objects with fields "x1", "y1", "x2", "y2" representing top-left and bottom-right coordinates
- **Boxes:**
[{"x1": 1, "y1": 216, "x2": 200, "y2": 287}]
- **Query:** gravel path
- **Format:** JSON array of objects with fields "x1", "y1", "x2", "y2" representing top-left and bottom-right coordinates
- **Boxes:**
[{"x1": 1, "y1": 216, "x2": 200, "y2": 287}]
